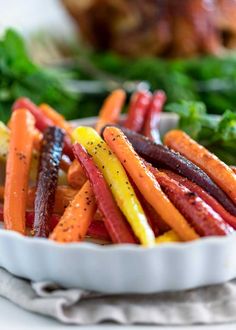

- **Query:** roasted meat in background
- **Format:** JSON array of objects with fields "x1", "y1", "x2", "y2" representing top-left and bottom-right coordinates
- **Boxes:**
[{"x1": 62, "y1": 0, "x2": 236, "y2": 57}]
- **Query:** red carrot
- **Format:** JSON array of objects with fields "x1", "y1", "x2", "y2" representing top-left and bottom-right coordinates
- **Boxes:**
[
  {"x1": 143, "y1": 90, "x2": 166, "y2": 143},
  {"x1": 0, "y1": 207, "x2": 111, "y2": 241},
  {"x1": 87, "y1": 220, "x2": 111, "y2": 241},
  {"x1": 124, "y1": 90, "x2": 152, "y2": 132},
  {"x1": 150, "y1": 167, "x2": 233, "y2": 237},
  {"x1": 162, "y1": 169, "x2": 236, "y2": 230},
  {"x1": 73, "y1": 143, "x2": 136, "y2": 244},
  {"x1": 12, "y1": 98, "x2": 74, "y2": 159}
]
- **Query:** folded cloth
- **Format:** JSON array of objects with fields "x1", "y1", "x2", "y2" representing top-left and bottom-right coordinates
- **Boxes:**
[{"x1": 0, "y1": 267, "x2": 236, "y2": 325}]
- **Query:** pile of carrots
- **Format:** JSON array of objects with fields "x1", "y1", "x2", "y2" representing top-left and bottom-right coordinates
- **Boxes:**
[{"x1": 0, "y1": 88, "x2": 236, "y2": 246}]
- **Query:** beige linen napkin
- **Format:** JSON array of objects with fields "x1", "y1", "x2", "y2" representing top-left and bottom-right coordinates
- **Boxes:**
[{"x1": 0, "y1": 267, "x2": 236, "y2": 325}]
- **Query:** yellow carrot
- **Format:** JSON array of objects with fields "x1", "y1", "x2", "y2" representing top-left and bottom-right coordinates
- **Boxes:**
[
  {"x1": 4, "y1": 109, "x2": 35, "y2": 234},
  {"x1": 72, "y1": 127, "x2": 155, "y2": 246},
  {"x1": 0, "y1": 122, "x2": 10, "y2": 162},
  {"x1": 156, "y1": 230, "x2": 181, "y2": 244}
]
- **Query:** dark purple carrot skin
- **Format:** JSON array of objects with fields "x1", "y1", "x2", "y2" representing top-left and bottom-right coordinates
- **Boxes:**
[
  {"x1": 112, "y1": 127, "x2": 236, "y2": 216},
  {"x1": 33, "y1": 127, "x2": 64, "y2": 237},
  {"x1": 73, "y1": 143, "x2": 136, "y2": 244},
  {"x1": 151, "y1": 168, "x2": 233, "y2": 237}
]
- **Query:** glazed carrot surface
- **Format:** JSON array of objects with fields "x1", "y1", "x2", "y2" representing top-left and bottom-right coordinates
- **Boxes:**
[
  {"x1": 103, "y1": 126, "x2": 199, "y2": 241},
  {"x1": 95, "y1": 89, "x2": 126, "y2": 133},
  {"x1": 164, "y1": 130, "x2": 236, "y2": 205},
  {"x1": 4, "y1": 109, "x2": 35, "y2": 234},
  {"x1": 50, "y1": 181, "x2": 96, "y2": 243},
  {"x1": 72, "y1": 126, "x2": 155, "y2": 246}
]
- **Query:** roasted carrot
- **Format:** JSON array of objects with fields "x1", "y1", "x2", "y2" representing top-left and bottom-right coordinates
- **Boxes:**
[
  {"x1": 87, "y1": 220, "x2": 111, "y2": 241},
  {"x1": 141, "y1": 199, "x2": 170, "y2": 235},
  {"x1": 124, "y1": 90, "x2": 152, "y2": 132},
  {"x1": 39, "y1": 103, "x2": 73, "y2": 136},
  {"x1": 150, "y1": 168, "x2": 233, "y2": 237},
  {"x1": 50, "y1": 181, "x2": 96, "y2": 243},
  {"x1": 33, "y1": 127, "x2": 64, "y2": 237},
  {"x1": 0, "y1": 125, "x2": 69, "y2": 175},
  {"x1": 164, "y1": 130, "x2": 236, "y2": 206},
  {"x1": 95, "y1": 89, "x2": 126, "y2": 133},
  {"x1": 4, "y1": 109, "x2": 35, "y2": 234},
  {"x1": 58, "y1": 92, "x2": 92, "y2": 187},
  {"x1": 67, "y1": 159, "x2": 87, "y2": 189},
  {"x1": 117, "y1": 126, "x2": 236, "y2": 216},
  {"x1": 103, "y1": 126, "x2": 199, "y2": 241},
  {"x1": 133, "y1": 188, "x2": 160, "y2": 236},
  {"x1": 73, "y1": 143, "x2": 136, "y2": 244},
  {"x1": 26, "y1": 186, "x2": 77, "y2": 214},
  {"x1": 0, "y1": 205, "x2": 110, "y2": 241},
  {"x1": 72, "y1": 127, "x2": 155, "y2": 246},
  {"x1": 13, "y1": 98, "x2": 74, "y2": 159},
  {"x1": 162, "y1": 169, "x2": 236, "y2": 230},
  {"x1": 0, "y1": 207, "x2": 60, "y2": 230},
  {"x1": 143, "y1": 90, "x2": 166, "y2": 143},
  {"x1": 156, "y1": 230, "x2": 181, "y2": 244}
]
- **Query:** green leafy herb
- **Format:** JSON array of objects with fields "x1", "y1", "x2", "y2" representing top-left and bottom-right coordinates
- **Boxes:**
[
  {"x1": 0, "y1": 29, "x2": 79, "y2": 123},
  {"x1": 166, "y1": 101, "x2": 236, "y2": 165},
  {"x1": 76, "y1": 52, "x2": 236, "y2": 115}
]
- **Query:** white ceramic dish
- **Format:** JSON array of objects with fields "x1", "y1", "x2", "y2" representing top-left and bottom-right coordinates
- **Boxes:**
[{"x1": 1, "y1": 113, "x2": 236, "y2": 293}]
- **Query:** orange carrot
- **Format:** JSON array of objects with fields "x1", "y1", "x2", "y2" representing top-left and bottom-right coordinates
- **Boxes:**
[
  {"x1": 27, "y1": 186, "x2": 78, "y2": 214},
  {"x1": 4, "y1": 109, "x2": 35, "y2": 234},
  {"x1": 231, "y1": 166, "x2": 236, "y2": 175},
  {"x1": 103, "y1": 127, "x2": 199, "y2": 241},
  {"x1": 60, "y1": 157, "x2": 71, "y2": 173},
  {"x1": 164, "y1": 130, "x2": 236, "y2": 205},
  {"x1": 39, "y1": 103, "x2": 73, "y2": 136},
  {"x1": 0, "y1": 186, "x2": 77, "y2": 214},
  {"x1": 95, "y1": 89, "x2": 126, "y2": 133},
  {"x1": 50, "y1": 181, "x2": 96, "y2": 242},
  {"x1": 67, "y1": 159, "x2": 87, "y2": 189}
]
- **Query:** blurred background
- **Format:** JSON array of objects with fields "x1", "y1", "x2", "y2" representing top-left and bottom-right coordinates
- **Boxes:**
[{"x1": 1, "y1": 0, "x2": 236, "y2": 122}]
